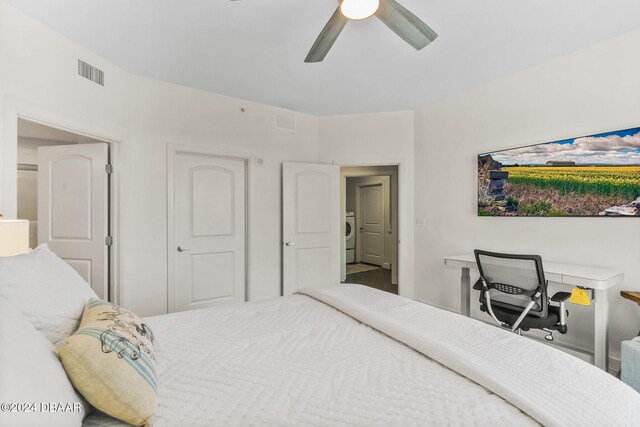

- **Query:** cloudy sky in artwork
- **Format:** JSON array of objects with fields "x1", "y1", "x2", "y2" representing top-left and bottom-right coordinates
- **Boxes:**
[{"x1": 487, "y1": 128, "x2": 640, "y2": 165}]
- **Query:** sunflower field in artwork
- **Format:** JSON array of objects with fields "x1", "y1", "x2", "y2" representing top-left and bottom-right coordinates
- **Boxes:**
[
  {"x1": 477, "y1": 127, "x2": 640, "y2": 217},
  {"x1": 503, "y1": 166, "x2": 640, "y2": 200}
]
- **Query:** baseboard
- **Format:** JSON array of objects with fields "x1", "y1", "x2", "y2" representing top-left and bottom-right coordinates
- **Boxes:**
[{"x1": 382, "y1": 263, "x2": 391, "y2": 270}]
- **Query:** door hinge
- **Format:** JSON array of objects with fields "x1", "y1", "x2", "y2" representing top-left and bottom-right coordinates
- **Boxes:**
[
  {"x1": 105, "y1": 236, "x2": 113, "y2": 246},
  {"x1": 105, "y1": 163, "x2": 113, "y2": 174}
]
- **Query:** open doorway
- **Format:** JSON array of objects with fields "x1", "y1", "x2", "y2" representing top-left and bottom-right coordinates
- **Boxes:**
[
  {"x1": 16, "y1": 118, "x2": 112, "y2": 300},
  {"x1": 341, "y1": 166, "x2": 398, "y2": 295}
]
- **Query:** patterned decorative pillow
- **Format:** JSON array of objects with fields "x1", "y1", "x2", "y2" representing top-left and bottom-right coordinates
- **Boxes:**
[{"x1": 58, "y1": 299, "x2": 157, "y2": 427}]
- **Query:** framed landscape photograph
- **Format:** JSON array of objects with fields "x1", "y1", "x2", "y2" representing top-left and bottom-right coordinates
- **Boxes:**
[{"x1": 478, "y1": 127, "x2": 640, "y2": 217}]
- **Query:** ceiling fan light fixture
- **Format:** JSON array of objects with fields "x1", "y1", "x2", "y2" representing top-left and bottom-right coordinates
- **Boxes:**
[{"x1": 340, "y1": 0, "x2": 380, "y2": 21}]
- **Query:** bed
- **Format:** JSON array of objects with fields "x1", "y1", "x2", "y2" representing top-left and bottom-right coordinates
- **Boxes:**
[{"x1": 82, "y1": 284, "x2": 640, "y2": 427}]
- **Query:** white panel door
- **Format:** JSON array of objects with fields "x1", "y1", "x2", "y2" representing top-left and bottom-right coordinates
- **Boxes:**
[
  {"x1": 282, "y1": 162, "x2": 340, "y2": 296},
  {"x1": 359, "y1": 184, "x2": 385, "y2": 266},
  {"x1": 38, "y1": 143, "x2": 109, "y2": 298},
  {"x1": 173, "y1": 153, "x2": 245, "y2": 311}
]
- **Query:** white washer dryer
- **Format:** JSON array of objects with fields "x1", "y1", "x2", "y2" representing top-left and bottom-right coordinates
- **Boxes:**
[{"x1": 345, "y1": 212, "x2": 355, "y2": 263}]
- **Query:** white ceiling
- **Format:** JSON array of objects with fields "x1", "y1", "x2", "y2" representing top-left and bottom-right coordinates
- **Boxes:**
[{"x1": 7, "y1": 0, "x2": 640, "y2": 115}]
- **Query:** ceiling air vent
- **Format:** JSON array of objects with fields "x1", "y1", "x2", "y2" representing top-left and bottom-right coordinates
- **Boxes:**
[
  {"x1": 78, "y1": 59, "x2": 104, "y2": 86},
  {"x1": 275, "y1": 108, "x2": 296, "y2": 132}
]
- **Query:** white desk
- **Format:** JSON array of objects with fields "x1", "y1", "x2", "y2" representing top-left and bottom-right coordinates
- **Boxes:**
[{"x1": 445, "y1": 253, "x2": 624, "y2": 371}]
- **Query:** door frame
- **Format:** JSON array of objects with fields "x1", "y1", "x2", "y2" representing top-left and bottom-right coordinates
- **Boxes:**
[
  {"x1": 0, "y1": 95, "x2": 123, "y2": 304},
  {"x1": 355, "y1": 178, "x2": 388, "y2": 267},
  {"x1": 166, "y1": 143, "x2": 253, "y2": 313},
  {"x1": 336, "y1": 158, "x2": 413, "y2": 299}
]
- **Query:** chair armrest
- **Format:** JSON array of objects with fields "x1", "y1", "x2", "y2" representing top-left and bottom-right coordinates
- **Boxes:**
[
  {"x1": 551, "y1": 292, "x2": 571, "y2": 303},
  {"x1": 473, "y1": 278, "x2": 483, "y2": 291}
]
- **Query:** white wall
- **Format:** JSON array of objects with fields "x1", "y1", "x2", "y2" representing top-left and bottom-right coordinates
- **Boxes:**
[
  {"x1": 318, "y1": 112, "x2": 415, "y2": 297},
  {"x1": 0, "y1": 2, "x2": 132, "y2": 220},
  {"x1": 0, "y1": 2, "x2": 319, "y2": 316},
  {"x1": 124, "y1": 77, "x2": 318, "y2": 314},
  {"x1": 414, "y1": 28, "x2": 640, "y2": 364}
]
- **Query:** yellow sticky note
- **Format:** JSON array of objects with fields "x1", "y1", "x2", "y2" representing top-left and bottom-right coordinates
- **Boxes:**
[{"x1": 570, "y1": 288, "x2": 591, "y2": 306}]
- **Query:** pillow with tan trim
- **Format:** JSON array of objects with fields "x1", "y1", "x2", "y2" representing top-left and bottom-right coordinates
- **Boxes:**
[{"x1": 58, "y1": 299, "x2": 157, "y2": 427}]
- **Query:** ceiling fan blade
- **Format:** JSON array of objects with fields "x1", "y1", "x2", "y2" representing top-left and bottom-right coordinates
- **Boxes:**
[
  {"x1": 305, "y1": 7, "x2": 348, "y2": 63},
  {"x1": 375, "y1": 0, "x2": 438, "y2": 50}
]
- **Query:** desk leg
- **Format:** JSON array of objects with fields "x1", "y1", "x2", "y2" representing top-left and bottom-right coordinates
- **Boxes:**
[
  {"x1": 594, "y1": 289, "x2": 609, "y2": 372},
  {"x1": 461, "y1": 267, "x2": 471, "y2": 317}
]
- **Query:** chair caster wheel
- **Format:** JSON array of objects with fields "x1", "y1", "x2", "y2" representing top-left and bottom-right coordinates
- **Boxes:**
[{"x1": 545, "y1": 334, "x2": 554, "y2": 342}]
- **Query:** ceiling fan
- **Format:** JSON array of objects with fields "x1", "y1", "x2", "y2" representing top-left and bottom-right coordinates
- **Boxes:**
[
  {"x1": 306, "y1": 0, "x2": 438, "y2": 62},
  {"x1": 231, "y1": 0, "x2": 438, "y2": 63}
]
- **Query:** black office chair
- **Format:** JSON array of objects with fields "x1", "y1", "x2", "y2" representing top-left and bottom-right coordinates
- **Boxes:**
[{"x1": 473, "y1": 250, "x2": 571, "y2": 341}]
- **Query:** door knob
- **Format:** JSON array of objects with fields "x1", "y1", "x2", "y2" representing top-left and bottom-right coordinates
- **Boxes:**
[
  {"x1": 284, "y1": 241, "x2": 296, "y2": 247},
  {"x1": 177, "y1": 246, "x2": 190, "y2": 252}
]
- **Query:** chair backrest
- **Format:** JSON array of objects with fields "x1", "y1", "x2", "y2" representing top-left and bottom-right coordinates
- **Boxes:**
[{"x1": 474, "y1": 250, "x2": 548, "y2": 318}]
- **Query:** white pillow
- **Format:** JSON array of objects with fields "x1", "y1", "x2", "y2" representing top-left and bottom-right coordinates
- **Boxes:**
[
  {"x1": 0, "y1": 297, "x2": 87, "y2": 427},
  {"x1": 0, "y1": 244, "x2": 97, "y2": 345}
]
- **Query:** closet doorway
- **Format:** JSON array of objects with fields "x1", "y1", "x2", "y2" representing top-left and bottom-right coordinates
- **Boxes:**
[{"x1": 16, "y1": 118, "x2": 113, "y2": 299}]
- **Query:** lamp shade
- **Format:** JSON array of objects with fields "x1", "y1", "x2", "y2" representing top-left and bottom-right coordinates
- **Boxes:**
[{"x1": 0, "y1": 220, "x2": 30, "y2": 256}]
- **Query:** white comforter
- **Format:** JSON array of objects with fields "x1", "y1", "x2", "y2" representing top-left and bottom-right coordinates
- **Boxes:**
[{"x1": 84, "y1": 285, "x2": 640, "y2": 426}]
